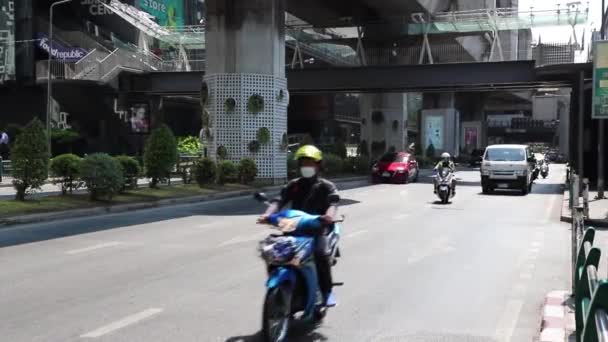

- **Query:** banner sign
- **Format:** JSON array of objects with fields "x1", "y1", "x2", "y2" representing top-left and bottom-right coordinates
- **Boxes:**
[
  {"x1": 593, "y1": 40, "x2": 608, "y2": 119},
  {"x1": 37, "y1": 33, "x2": 88, "y2": 61},
  {"x1": 139, "y1": 0, "x2": 184, "y2": 28}
]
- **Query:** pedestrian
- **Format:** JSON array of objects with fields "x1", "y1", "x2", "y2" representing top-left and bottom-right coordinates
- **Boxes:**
[{"x1": 0, "y1": 130, "x2": 9, "y2": 161}]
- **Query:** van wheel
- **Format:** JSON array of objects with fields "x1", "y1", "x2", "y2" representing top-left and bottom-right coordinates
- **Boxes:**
[
  {"x1": 521, "y1": 184, "x2": 529, "y2": 195},
  {"x1": 482, "y1": 186, "x2": 490, "y2": 194}
]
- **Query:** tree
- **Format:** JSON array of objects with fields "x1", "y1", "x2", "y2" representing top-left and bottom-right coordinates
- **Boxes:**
[
  {"x1": 11, "y1": 118, "x2": 49, "y2": 201},
  {"x1": 144, "y1": 124, "x2": 178, "y2": 188}
]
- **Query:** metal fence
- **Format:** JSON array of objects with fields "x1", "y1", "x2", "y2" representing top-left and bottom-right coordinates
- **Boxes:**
[{"x1": 569, "y1": 167, "x2": 608, "y2": 342}]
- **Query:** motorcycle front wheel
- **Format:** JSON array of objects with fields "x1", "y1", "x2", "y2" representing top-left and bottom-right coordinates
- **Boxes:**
[{"x1": 262, "y1": 284, "x2": 293, "y2": 342}]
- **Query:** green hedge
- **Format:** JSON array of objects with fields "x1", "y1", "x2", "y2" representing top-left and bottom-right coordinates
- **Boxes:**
[
  {"x1": 238, "y1": 158, "x2": 257, "y2": 184},
  {"x1": 80, "y1": 153, "x2": 124, "y2": 201},
  {"x1": 217, "y1": 160, "x2": 238, "y2": 185},
  {"x1": 50, "y1": 153, "x2": 82, "y2": 195}
]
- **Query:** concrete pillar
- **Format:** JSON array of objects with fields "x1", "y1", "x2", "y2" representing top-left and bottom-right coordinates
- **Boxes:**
[
  {"x1": 204, "y1": 0, "x2": 287, "y2": 182},
  {"x1": 360, "y1": 93, "x2": 407, "y2": 159}
]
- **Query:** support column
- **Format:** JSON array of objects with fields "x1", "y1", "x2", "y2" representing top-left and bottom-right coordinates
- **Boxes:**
[
  {"x1": 204, "y1": 0, "x2": 287, "y2": 182},
  {"x1": 360, "y1": 93, "x2": 407, "y2": 159}
]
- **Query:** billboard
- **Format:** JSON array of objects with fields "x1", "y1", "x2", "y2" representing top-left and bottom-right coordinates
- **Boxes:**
[
  {"x1": 128, "y1": 103, "x2": 150, "y2": 134},
  {"x1": 139, "y1": 0, "x2": 184, "y2": 28},
  {"x1": 593, "y1": 40, "x2": 608, "y2": 119},
  {"x1": 424, "y1": 115, "x2": 444, "y2": 150},
  {"x1": 0, "y1": 0, "x2": 15, "y2": 84}
]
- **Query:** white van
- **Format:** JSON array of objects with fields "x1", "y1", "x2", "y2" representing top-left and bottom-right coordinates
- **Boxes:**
[{"x1": 480, "y1": 144, "x2": 535, "y2": 195}]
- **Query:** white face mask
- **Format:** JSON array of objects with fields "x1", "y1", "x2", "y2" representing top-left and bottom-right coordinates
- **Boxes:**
[{"x1": 300, "y1": 166, "x2": 316, "y2": 178}]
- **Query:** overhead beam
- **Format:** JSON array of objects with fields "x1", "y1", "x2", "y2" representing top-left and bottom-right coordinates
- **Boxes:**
[{"x1": 120, "y1": 61, "x2": 577, "y2": 95}]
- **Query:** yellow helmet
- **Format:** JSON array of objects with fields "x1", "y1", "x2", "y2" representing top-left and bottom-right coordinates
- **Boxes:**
[{"x1": 294, "y1": 145, "x2": 323, "y2": 162}]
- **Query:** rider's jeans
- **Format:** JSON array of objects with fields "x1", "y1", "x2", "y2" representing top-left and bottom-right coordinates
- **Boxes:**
[{"x1": 315, "y1": 234, "x2": 333, "y2": 299}]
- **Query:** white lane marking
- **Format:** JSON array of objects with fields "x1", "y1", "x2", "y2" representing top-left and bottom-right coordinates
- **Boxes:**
[
  {"x1": 345, "y1": 230, "x2": 369, "y2": 238},
  {"x1": 493, "y1": 299, "x2": 524, "y2": 342},
  {"x1": 392, "y1": 213, "x2": 410, "y2": 220},
  {"x1": 80, "y1": 308, "x2": 163, "y2": 338},
  {"x1": 66, "y1": 242, "x2": 124, "y2": 255}
]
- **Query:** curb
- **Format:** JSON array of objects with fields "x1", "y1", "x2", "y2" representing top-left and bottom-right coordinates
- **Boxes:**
[
  {"x1": 560, "y1": 190, "x2": 608, "y2": 228},
  {"x1": 539, "y1": 290, "x2": 575, "y2": 342},
  {"x1": 0, "y1": 177, "x2": 369, "y2": 227}
]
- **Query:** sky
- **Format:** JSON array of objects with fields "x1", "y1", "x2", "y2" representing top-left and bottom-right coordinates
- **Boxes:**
[{"x1": 518, "y1": 0, "x2": 603, "y2": 44}]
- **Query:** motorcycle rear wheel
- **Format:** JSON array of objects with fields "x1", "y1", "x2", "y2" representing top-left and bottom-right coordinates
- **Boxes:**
[{"x1": 262, "y1": 284, "x2": 293, "y2": 342}]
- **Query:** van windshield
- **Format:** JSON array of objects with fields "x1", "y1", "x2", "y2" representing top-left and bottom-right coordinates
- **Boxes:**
[{"x1": 484, "y1": 148, "x2": 526, "y2": 162}]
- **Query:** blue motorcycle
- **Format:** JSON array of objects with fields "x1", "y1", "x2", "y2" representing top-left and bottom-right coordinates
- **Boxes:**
[{"x1": 254, "y1": 193, "x2": 343, "y2": 342}]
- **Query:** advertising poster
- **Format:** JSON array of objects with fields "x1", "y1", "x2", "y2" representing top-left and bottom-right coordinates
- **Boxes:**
[
  {"x1": 128, "y1": 104, "x2": 150, "y2": 134},
  {"x1": 465, "y1": 127, "x2": 478, "y2": 150},
  {"x1": 139, "y1": 0, "x2": 184, "y2": 28},
  {"x1": 425, "y1": 115, "x2": 444, "y2": 150}
]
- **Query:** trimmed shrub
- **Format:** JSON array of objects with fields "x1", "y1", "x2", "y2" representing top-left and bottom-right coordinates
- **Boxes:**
[
  {"x1": 114, "y1": 155, "x2": 141, "y2": 191},
  {"x1": 334, "y1": 141, "x2": 347, "y2": 159},
  {"x1": 323, "y1": 153, "x2": 343, "y2": 176},
  {"x1": 11, "y1": 118, "x2": 49, "y2": 201},
  {"x1": 50, "y1": 153, "x2": 82, "y2": 195},
  {"x1": 358, "y1": 140, "x2": 369, "y2": 156},
  {"x1": 217, "y1": 160, "x2": 238, "y2": 185},
  {"x1": 193, "y1": 157, "x2": 216, "y2": 187},
  {"x1": 355, "y1": 156, "x2": 371, "y2": 174},
  {"x1": 144, "y1": 124, "x2": 178, "y2": 188},
  {"x1": 80, "y1": 153, "x2": 124, "y2": 201},
  {"x1": 238, "y1": 158, "x2": 257, "y2": 184},
  {"x1": 51, "y1": 128, "x2": 81, "y2": 156},
  {"x1": 343, "y1": 156, "x2": 370, "y2": 175}
]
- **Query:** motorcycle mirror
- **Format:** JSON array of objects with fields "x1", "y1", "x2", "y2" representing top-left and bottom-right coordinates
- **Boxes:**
[{"x1": 254, "y1": 192, "x2": 268, "y2": 202}]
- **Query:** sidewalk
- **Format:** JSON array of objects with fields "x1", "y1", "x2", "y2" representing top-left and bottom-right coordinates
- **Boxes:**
[
  {"x1": 561, "y1": 190, "x2": 608, "y2": 227},
  {"x1": 0, "y1": 177, "x2": 184, "y2": 199}
]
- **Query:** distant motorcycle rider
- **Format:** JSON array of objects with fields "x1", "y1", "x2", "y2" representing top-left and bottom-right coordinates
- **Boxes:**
[
  {"x1": 258, "y1": 145, "x2": 339, "y2": 307},
  {"x1": 434, "y1": 152, "x2": 456, "y2": 195}
]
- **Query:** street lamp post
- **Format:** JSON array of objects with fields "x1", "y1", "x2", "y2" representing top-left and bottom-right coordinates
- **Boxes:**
[{"x1": 46, "y1": 0, "x2": 73, "y2": 159}]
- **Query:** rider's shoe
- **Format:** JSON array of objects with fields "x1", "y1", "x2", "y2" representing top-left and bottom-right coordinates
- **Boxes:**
[{"x1": 325, "y1": 291, "x2": 337, "y2": 307}]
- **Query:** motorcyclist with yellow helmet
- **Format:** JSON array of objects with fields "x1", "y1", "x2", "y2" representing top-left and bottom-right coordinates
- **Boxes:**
[{"x1": 258, "y1": 145, "x2": 340, "y2": 307}]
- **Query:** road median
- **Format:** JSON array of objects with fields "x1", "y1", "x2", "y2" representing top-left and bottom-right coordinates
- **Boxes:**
[{"x1": 0, "y1": 176, "x2": 369, "y2": 227}]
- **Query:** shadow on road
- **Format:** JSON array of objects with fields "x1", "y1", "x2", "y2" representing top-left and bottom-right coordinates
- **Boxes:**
[
  {"x1": 0, "y1": 196, "x2": 362, "y2": 248},
  {"x1": 225, "y1": 325, "x2": 329, "y2": 342},
  {"x1": 478, "y1": 182, "x2": 563, "y2": 197}
]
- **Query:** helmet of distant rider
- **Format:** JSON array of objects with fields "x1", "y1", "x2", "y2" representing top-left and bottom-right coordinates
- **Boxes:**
[{"x1": 441, "y1": 152, "x2": 451, "y2": 162}]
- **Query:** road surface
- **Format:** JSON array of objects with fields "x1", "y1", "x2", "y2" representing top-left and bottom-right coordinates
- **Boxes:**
[{"x1": 0, "y1": 165, "x2": 568, "y2": 341}]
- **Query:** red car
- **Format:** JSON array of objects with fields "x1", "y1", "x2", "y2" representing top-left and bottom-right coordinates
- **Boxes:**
[{"x1": 371, "y1": 152, "x2": 419, "y2": 184}]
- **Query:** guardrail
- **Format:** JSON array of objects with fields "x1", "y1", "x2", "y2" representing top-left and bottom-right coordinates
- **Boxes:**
[
  {"x1": 0, "y1": 159, "x2": 11, "y2": 182},
  {"x1": 570, "y1": 169, "x2": 608, "y2": 341}
]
